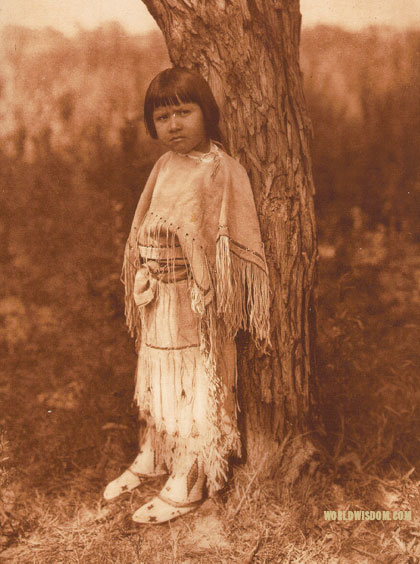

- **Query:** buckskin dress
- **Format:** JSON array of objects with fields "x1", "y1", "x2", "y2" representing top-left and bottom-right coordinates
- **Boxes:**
[{"x1": 122, "y1": 144, "x2": 270, "y2": 494}]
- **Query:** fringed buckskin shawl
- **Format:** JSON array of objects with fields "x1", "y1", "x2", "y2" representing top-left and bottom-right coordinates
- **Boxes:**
[
  {"x1": 123, "y1": 145, "x2": 270, "y2": 349},
  {"x1": 122, "y1": 144, "x2": 271, "y2": 492}
]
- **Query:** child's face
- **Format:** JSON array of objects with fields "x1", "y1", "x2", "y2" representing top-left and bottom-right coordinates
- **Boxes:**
[{"x1": 153, "y1": 102, "x2": 210, "y2": 154}]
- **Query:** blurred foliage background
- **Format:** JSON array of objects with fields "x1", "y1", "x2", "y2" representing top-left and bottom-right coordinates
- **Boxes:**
[{"x1": 0, "y1": 23, "x2": 419, "y2": 545}]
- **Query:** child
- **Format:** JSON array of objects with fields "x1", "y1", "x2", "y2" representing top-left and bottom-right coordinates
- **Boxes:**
[{"x1": 104, "y1": 67, "x2": 271, "y2": 524}]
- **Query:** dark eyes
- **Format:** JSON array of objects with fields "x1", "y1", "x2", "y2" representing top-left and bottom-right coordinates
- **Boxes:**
[{"x1": 154, "y1": 109, "x2": 191, "y2": 122}]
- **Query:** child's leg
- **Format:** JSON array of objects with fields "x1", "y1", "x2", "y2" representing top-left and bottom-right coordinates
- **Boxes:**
[
  {"x1": 103, "y1": 427, "x2": 166, "y2": 501},
  {"x1": 132, "y1": 452, "x2": 205, "y2": 523}
]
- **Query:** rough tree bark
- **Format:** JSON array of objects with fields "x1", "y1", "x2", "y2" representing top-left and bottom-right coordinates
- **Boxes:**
[{"x1": 141, "y1": 0, "x2": 320, "y2": 476}]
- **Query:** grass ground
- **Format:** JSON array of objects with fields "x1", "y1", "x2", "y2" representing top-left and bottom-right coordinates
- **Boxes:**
[
  {"x1": 1, "y1": 446, "x2": 419, "y2": 563},
  {"x1": 1, "y1": 186, "x2": 419, "y2": 562}
]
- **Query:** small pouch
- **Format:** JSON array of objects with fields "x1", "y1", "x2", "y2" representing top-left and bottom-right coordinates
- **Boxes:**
[{"x1": 133, "y1": 265, "x2": 157, "y2": 307}]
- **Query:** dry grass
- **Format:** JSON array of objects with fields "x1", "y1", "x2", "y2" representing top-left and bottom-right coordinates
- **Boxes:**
[{"x1": 1, "y1": 458, "x2": 419, "y2": 563}]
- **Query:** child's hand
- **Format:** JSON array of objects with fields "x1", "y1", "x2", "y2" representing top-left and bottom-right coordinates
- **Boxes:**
[{"x1": 134, "y1": 266, "x2": 157, "y2": 307}]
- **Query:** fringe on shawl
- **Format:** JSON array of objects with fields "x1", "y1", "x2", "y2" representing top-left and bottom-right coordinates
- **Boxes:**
[
  {"x1": 121, "y1": 246, "x2": 142, "y2": 351},
  {"x1": 215, "y1": 234, "x2": 271, "y2": 350},
  {"x1": 123, "y1": 212, "x2": 272, "y2": 355}
]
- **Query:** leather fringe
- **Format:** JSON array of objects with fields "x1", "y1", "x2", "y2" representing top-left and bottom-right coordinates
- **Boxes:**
[
  {"x1": 215, "y1": 234, "x2": 271, "y2": 349},
  {"x1": 122, "y1": 216, "x2": 270, "y2": 493},
  {"x1": 144, "y1": 418, "x2": 240, "y2": 496}
]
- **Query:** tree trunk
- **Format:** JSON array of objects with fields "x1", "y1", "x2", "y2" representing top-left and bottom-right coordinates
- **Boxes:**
[{"x1": 141, "y1": 0, "x2": 319, "y2": 473}]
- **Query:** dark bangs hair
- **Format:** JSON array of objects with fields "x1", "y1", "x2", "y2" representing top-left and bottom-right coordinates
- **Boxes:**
[{"x1": 144, "y1": 67, "x2": 222, "y2": 143}]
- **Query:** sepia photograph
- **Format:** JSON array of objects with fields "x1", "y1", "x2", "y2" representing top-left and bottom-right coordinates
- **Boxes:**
[{"x1": 1, "y1": 1, "x2": 419, "y2": 562}]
